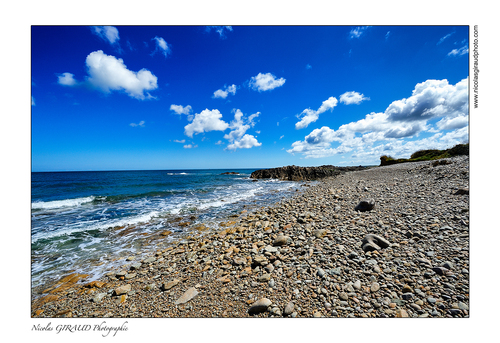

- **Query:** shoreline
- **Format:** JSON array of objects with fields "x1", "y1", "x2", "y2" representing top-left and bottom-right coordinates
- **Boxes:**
[
  {"x1": 32, "y1": 156, "x2": 469, "y2": 318},
  {"x1": 30, "y1": 172, "x2": 304, "y2": 295}
]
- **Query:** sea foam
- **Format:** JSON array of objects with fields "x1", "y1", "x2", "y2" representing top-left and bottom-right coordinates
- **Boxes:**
[{"x1": 31, "y1": 196, "x2": 96, "y2": 210}]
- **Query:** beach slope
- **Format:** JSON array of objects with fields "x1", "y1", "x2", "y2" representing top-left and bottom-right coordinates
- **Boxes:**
[{"x1": 32, "y1": 156, "x2": 469, "y2": 318}]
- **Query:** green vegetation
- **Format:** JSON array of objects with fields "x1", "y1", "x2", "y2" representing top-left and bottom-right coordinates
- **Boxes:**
[{"x1": 380, "y1": 143, "x2": 469, "y2": 166}]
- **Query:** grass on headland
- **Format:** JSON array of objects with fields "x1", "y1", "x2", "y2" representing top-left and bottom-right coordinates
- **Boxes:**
[{"x1": 379, "y1": 143, "x2": 469, "y2": 166}]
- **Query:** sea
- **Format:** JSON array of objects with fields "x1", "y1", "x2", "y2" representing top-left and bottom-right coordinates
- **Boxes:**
[{"x1": 31, "y1": 169, "x2": 301, "y2": 293}]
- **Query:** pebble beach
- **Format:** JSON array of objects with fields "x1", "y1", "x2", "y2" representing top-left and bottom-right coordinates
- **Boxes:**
[{"x1": 31, "y1": 155, "x2": 469, "y2": 318}]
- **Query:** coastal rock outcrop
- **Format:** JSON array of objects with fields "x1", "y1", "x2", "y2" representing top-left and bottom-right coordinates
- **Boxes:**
[{"x1": 250, "y1": 165, "x2": 367, "y2": 181}]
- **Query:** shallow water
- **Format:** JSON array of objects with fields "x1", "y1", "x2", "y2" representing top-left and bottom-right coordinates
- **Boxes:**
[{"x1": 31, "y1": 169, "x2": 300, "y2": 291}]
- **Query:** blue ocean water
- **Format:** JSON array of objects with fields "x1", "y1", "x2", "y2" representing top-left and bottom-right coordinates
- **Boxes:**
[{"x1": 31, "y1": 169, "x2": 299, "y2": 291}]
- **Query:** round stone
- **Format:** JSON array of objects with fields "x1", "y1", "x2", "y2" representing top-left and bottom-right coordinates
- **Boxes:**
[
  {"x1": 284, "y1": 301, "x2": 295, "y2": 316},
  {"x1": 370, "y1": 282, "x2": 380, "y2": 293},
  {"x1": 248, "y1": 298, "x2": 272, "y2": 315}
]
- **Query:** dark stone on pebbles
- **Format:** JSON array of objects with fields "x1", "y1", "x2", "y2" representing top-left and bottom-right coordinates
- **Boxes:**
[
  {"x1": 424, "y1": 272, "x2": 434, "y2": 279},
  {"x1": 442, "y1": 261, "x2": 455, "y2": 270},
  {"x1": 432, "y1": 267, "x2": 449, "y2": 276},
  {"x1": 402, "y1": 293, "x2": 414, "y2": 300},
  {"x1": 361, "y1": 234, "x2": 391, "y2": 252},
  {"x1": 355, "y1": 199, "x2": 375, "y2": 212}
]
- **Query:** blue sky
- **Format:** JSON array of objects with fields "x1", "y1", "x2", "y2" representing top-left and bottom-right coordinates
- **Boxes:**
[{"x1": 31, "y1": 25, "x2": 469, "y2": 171}]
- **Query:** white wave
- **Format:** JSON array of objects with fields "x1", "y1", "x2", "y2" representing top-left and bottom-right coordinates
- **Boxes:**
[
  {"x1": 31, "y1": 210, "x2": 161, "y2": 243},
  {"x1": 31, "y1": 196, "x2": 96, "y2": 210},
  {"x1": 197, "y1": 186, "x2": 264, "y2": 210}
]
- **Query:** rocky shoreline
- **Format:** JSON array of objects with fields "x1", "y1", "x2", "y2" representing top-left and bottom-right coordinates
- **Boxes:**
[
  {"x1": 250, "y1": 165, "x2": 368, "y2": 181},
  {"x1": 31, "y1": 155, "x2": 469, "y2": 318}
]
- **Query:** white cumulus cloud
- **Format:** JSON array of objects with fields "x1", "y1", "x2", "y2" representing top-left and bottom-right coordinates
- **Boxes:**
[
  {"x1": 249, "y1": 73, "x2": 286, "y2": 92},
  {"x1": 57, "y1": 51, "x2": 159, "y2": 100},
  {"x1": 224, "y1": 109, "x2": 262, "y2": 150},
  {"x1": 288, "y1": 78, "x2": 469, "y2": 162},
  {"x1": 386, "y1": 78, "x2": 468, "y2": 123},
  {"x1": 184, "y1": 109, "x2": 229, "y2": 138},
  {"x1": 227, "y1": 134, "x2": 262, "y2": 150},
  {"x1": 91, "y1": 26, "x2": 120, "y2": 45},
  {"x1": 84, "y1": 50, "x2": 158, "y2": 100},
  {"x1": 213, "y1": 84, "x2": 237, "y2": 99},
  {"x1": 295, "y1": 96, "x2": 338, "y2": 129},
  {"x1": 170, "y1": 104, "x2": 192, "y2": 117},
  {"x1": 435, "y1": 115, "x2": 469, "y2": 130},
  {"x1": 339, "y1": 91, "x2": 370, "y2": 105},
  {"x1": 57, "y1": 72, "x2": 78, "y2": 86},
  {"x1": 152, "y1": 36, "x2": 171, "y2": 57}
]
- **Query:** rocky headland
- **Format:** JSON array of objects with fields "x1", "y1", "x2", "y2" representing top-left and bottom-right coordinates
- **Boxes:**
[
  {"x1": 250, "y1": 165, "x2": 368, "y2": 181},
  {"x1": 32, "y1": 155, "x2": 469, "y2": 318}
]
